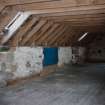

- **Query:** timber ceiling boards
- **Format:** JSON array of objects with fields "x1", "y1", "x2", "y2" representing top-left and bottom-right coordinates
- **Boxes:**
[{"x1": 0, "y1": 0, "x2": 105, "y2": 46}]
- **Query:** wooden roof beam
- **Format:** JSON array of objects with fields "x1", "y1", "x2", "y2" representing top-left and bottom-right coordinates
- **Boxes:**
[
  {"x1": 21, "y1": 19, "x2": 47, "y2": 45},
  {"x1": 36, "y1": 23, "x2": 60, "y2": 44},
  {"x1": 27, "y1": 21, "x2": 53, "y2": 46}
]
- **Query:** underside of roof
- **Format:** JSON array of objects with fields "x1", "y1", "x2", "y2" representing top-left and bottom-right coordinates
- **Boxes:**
[{"x1": 0, "y1": 0, "x2": 105, "y2": 47}]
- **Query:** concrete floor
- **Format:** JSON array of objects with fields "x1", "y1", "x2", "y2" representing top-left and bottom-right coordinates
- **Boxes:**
[{"x1": 0, "y1": 63, "x2": 105, "y2": 105}]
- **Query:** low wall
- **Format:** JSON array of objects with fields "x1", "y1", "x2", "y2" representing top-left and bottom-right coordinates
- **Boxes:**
[
  {"x1": 0, "y1": 46, "x2": 86, "y2": 82},
  {"x1": 0, "y1": 47, "x2": 43, "y2": 79},
  {"x1": 58, "y1": 47, "x2": 86, "y2": 66},
  {"x1": 87, "y1": 47, "x2": 105, "y2": 62},
  {"x1": 58, "y1": 47, "x2": 72, "y2": 66}
]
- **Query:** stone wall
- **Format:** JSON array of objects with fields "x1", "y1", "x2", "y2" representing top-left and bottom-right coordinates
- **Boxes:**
[
  {"x1": 0, "y1": 46, "x2": 86, "y2": 80},
  {"x1": 58, "y1": 47, "x2": 86, "y2": 66},
  {"x1": 87, "y1": 47, "x2": 105, "y2": 62},
  {"x1": 0, "y1": 47, "x2": 43, "y2": 79},
  {"x1": 58, "y1": 47, "x2": 72, "y2": 66},
  {"x1": 87, "y1": 33, "x2": 105, "y2": 62},
  {"x1": 13, "y1": 47, "x2": 43, "y2": 78}
]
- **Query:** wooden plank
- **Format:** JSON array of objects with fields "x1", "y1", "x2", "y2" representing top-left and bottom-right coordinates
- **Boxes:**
[
  {"x1": 44, "y1": 25, "x2": 65, "y2": 44},
  {"x1": 1, "y1": 1, "x2": 105, "y2": 20},
  {"x1": 21, "y1": 19, "x2": 46, "y2": 45},
  {"x1": 60, "y1": 30, "x2": 74, "y2": 45},
  {"x1": 2, "y1": 0, "x2": 105, "y2": 10},
  {"x1": 29, "y1": 21, "x2": 53, "y2": 45},
  {"x1": 1, "y1": 0, "x2": 53, "y2": 5},
  {"x1": 10, "y1": 0, "x2": 105, "y2": 12},
  {"x1": 49, "y1": 17, "x2": 105, "y2": 23},
  {"x1": 59, "y1": 21, "x2": 105, "y2": 26},
  {"x1": 46, "y1": 25, "x2": 67, "y2": 45},
  {"x1": 36, "y1": 23, "x2": 60, "y2": 44},
  {"x1": 43, "y1": 13, "x2": 105, "y2": 21},
  {"x1": 54, "y1": 27, "x2": 72, "y2": 45},
  {"x1": 29, "y1": 4, "x2": 105, "y2": 16},
  {"x1": 25, "y1": 21, "x2": 52, "y2": 46}
]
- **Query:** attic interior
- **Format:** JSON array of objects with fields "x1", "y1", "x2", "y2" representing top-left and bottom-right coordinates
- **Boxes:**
[{"x1": 0, "y1": 0, "x2": 105, "y2": 105}]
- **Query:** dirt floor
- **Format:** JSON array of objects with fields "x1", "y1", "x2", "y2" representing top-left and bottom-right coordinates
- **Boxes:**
[{"x1": 0, "y1": 63, "x2": 105, "y2": 105}]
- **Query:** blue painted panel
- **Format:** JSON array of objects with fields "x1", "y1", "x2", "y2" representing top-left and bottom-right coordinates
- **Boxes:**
[{"x1": 43, "y1": 48, "x2": 58, "y2": 66}]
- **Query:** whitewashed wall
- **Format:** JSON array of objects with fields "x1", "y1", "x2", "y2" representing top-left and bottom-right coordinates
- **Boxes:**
[
  {"x1": 79, "y1": 47, "x2": 86, "y2": 61},
  {"x1": 72, "y1": 47, "x2": 86, "y2": 64},
  {"x1": 0, "y1": 47, "x2": 44, "y2": 79},
  {"x1": 58, "y1": 47, "x2": 86, "y2": 65},
  {"x1": 0, "y1": 46, "x2": 86, "y2": 80},
  {"x1": 58, "y1": 47, "x2": 72, "y2": 66},
  {"x1": 13, "y1": 47, "x2": 43, "y2": 78}
]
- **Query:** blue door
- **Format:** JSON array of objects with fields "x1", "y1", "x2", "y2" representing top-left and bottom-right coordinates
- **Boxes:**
[{"x1": 43, "y1": 48, "x2": 58, "y2": 66}]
